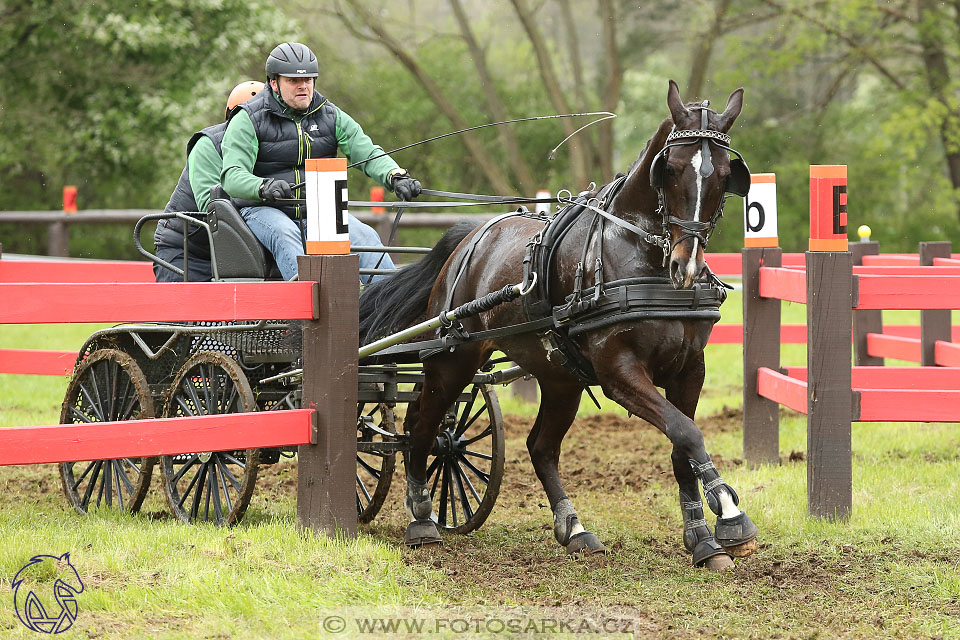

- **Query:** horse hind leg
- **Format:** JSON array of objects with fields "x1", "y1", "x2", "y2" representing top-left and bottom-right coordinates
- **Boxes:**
[{"x1": 527, "y1": 382, "x2": 605, "y2": 555}]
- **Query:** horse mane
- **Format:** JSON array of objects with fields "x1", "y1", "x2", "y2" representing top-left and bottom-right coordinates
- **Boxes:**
[
  {"x1": 358, "y1": 221, "x2": 479, "y2": 345},
  {"x1": 616, "y1": 117, "x2": 673, "y2": 210}
]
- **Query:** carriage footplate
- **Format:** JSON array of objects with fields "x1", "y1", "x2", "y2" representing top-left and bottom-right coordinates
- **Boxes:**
[{"x1": 404, "y1": 520, "x2": 442, "y2": 549}]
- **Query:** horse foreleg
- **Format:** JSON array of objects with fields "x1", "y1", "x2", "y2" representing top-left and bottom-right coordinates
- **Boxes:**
[
  {"x1": 664, "y1": 357, "x2": 758, "y2": 560},
  {"x1": 527, "y1": 382, "x2": 605, "y2": 555},
  {"x1": 402, "y1": 349, "x2": 486, "y2": 549}
]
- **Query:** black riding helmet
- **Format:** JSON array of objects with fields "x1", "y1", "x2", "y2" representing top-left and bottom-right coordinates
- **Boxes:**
[{"x1": 265, "y1": 42, "x2": 319, "y2": 79}]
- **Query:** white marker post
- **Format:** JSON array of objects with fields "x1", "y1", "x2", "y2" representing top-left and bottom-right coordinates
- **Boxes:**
[
  {"x1": 535, "y1": 189, "x2": 551, "y2": 215},
  {"x1": 743, "y1": 173, "x2": 778, "y2": 248},
  {"x1": 305, "y1": 158, "x2": 349, "y2": 254}
]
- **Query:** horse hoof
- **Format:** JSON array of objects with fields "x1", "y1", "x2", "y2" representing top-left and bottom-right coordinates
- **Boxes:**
[
  {"x1": 715, "y1": 511, "x2": 758, "y2": 556},
  {"x1": 704, "y1": 554, "x2": 735, "y2": 572},
  {"x1": 692, "y1": 537, "x2": 733, "y2": 569},
  {"x1": 565, "y1": 531, "x2": 607, "y2": 555},
  {"x1": 724, "y1": 538, "x2": 758, "y2": 558},
  {"x1": 405, "y1": 519, "x2": 442, "y2": 549}
]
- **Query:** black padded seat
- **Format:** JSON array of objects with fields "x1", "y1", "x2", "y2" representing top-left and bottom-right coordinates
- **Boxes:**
[{"x1": 205, "y1": 189, "x2": 283, "y2": 280}]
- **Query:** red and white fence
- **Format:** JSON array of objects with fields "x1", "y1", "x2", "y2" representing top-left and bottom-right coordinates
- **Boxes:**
[{"x1": 0, "y1": 247, "x2": 358, "y2": 536}]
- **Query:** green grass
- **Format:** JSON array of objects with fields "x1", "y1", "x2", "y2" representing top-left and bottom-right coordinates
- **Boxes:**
[{"x1": 1, "y1": 297, "x2": 959, "y2": 638}]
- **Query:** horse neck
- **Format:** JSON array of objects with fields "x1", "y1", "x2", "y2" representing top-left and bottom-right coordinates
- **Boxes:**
[{"x1": 612, "y1": 117, "x2": 672, "y2": 227}]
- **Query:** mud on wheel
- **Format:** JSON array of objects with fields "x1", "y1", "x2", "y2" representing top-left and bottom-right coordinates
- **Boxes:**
[
  {"x1": 426, "y1": 383, "x2": 504, "y2": 534},
  {"x1": 159, "y1": 351, "x2": 259, "y2": 526},
  {"x1": 59, "y1": 349, "x2": 156, "y2": 514}
]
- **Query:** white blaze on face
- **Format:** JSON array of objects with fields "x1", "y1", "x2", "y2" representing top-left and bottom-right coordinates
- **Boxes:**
[{"x1": 686, "y1": 148, "x2": 704, "y2": 280}]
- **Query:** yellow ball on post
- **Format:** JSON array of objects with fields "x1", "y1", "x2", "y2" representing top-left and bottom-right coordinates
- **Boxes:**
[{"x1": 857, "y1": 225, "x2": 871, "y2": 242}]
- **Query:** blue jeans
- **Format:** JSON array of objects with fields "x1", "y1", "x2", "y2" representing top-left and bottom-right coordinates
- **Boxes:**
[{"x1": 239, "y1": 206, "x2": 395, "y2": 283}]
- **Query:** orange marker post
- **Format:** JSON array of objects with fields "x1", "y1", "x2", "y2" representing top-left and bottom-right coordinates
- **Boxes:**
[
  {"x1": 370, "y1": 186, "x2": 385, "y2": 214},
  {"x1": 305, "y1": 158, "x2": 350, "y2": 255},
  {"x1": 63, "y1": 186, "x2": 78, "y2": 214},
  {"x1": 809, "y1": 165, "x2": 848, "y2": 252},
  {"x1": 743, "y1": 173, "x2": 778, "y2": 248}
]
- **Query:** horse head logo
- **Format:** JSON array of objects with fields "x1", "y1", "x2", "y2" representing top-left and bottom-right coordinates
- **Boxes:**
[{"x1": 12, "y1": 553, "x2": 85, "y2": 634}]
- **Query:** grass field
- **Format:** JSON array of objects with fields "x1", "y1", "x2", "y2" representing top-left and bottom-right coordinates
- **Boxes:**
[{"x1": 1, "y1": 295, "x2": 959, "y2": 638}]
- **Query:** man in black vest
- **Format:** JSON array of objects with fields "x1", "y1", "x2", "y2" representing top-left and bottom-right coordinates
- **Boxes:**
[
  {"x1": 220, "y1": 42, "x2": 421, "y2": 281},
  {"x1": 153, "y1": 81, "x2": 265, "y2": 282}
]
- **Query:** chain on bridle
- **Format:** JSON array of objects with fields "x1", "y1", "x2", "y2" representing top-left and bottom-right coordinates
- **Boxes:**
[{"x1": 648, "y1": 101, "x2": 751, "y2": 265}]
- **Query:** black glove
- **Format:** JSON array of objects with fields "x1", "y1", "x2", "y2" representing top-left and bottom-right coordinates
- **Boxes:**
[
  {"x1": 391, "y1": 172, "x2": 422, "y2": 201},
  {"x1": 259, "y1": 178, "x2": 294, "y2": 203}
]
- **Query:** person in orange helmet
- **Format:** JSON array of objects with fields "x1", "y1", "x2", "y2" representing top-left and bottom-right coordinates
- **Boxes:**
[{"x1": 153, "y1": 80, "x2": 265, "y2": 282}]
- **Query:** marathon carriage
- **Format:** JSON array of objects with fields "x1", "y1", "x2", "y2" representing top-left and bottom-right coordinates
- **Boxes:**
[{"x1": 58, "y1": 189, "x2": 520, "y2": 532}]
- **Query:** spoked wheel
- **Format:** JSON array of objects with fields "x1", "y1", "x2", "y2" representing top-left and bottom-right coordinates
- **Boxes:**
[
  {"x1": 59, "y1": 349, "x2": 156, "y2": 514},
  {"x1": 356, "y1": 395, "x2": 396, "y2": 522},
  {"x1": 160, "y1": 351, "x2": 259, "y2": 526},
  {"x1": 426, "y1": 383, "x2": 505, "y2": 534}
]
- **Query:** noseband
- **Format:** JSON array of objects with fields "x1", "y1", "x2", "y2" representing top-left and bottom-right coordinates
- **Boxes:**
[{"x1": 649, "y1": 102, "x2": 751, "y2": 264}]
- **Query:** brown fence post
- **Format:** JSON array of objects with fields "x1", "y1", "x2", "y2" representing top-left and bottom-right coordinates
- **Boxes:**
[
  {"x1": 851, "y1": 240, "x2": 882, "y2": 366},
  {"x1": 297, "y1": 253, "x2": 359, "y2": 537},
  {"x1": 806, "y1": 165, "x2": 853, "y2": 520},
  {"x1": 920, "y1": 241, "x2": 952, "y2": 366},
  {"x1": 742, "y1": 246, "x2": 781, "y2": 466}
]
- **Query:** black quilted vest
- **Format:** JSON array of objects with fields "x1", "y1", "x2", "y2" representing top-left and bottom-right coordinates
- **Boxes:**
[
  {"x1": 154, "y1": 122, "x2": 228, "y2": 256},
  {"x1": 234, "y1": 88, "x2": 339, "y2": 217}
]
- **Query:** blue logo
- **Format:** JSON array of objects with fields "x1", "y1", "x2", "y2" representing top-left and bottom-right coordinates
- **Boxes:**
[{"x1": 12, "y1": 553, "x2": 84, "y2": 634}]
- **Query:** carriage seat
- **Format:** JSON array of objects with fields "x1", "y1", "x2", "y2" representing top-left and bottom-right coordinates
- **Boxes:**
[{"x1": 205, "y1": 186, "x2": 283, "y2": 280}]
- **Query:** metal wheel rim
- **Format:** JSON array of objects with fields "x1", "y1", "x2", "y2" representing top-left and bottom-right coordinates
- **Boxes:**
[
  {"x1": 357, "y1": 400, "x2": 396, "y2": 522},
  {"x1": 59, "y1": 349, "x2": 155, "y2": 515},
  {"x1": 426, "y1": 384, "x2": 504, "y2": 533},
  {"x1": 160, "y1": 351, "x2": 258, "y2": 526}
]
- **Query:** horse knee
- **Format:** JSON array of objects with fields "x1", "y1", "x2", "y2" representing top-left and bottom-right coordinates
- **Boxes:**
[{"x1": 670, "y1": 423, "x2": 705, "y2": 460}]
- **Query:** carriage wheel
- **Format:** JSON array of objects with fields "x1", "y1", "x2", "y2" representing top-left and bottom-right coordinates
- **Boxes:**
[
  {"x1": 426, "y1": 383, "x2": 505, "y2": 534},
  {"x1": 356, "y1": 397, "x2": 396, "y2": 522},
  {"x1": 58, "y1": 349, "x2": 155, "y2": 515},
  {"x1": 159, "y1": 351, "x2": 259, "y2": 526}
]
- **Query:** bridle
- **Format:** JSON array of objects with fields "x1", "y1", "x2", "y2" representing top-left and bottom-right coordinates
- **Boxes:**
[{"x1": 648, "y1": 101, "x2": 751, "y2": 264}]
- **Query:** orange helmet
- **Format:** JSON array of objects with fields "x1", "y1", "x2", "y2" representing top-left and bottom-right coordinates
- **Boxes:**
[{"x1": 225, "y1": 81, "x2": 264, "y2": 119}]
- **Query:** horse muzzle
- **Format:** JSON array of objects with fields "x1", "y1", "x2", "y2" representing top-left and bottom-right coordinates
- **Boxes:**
[{"x1": 669, "y1": 249, "x2": 705, "y2": 290}]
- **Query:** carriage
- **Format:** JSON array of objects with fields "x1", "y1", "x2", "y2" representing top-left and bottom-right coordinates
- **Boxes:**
[{"x1": 58, "y1": 190, "x2": 517, "y2": 532}]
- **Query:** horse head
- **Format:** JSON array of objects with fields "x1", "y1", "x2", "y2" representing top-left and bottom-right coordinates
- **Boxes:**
[{"x1": 629, "y1": 80, "x2": 748, "y2": 289}]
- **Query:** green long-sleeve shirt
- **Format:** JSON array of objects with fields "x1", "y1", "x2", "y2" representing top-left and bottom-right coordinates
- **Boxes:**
[
  {"x1": 186, "y1": 136, "x2": 222, "y2": 212},
  {"x1": 220, "y1": 107, "x2": 401, "y2": 201}
]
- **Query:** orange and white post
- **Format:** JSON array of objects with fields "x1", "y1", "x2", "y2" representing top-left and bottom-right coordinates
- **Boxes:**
[
  {"x1": 809, "y1": 165, "x2": 848, "y2": 252},
  {"x1": 305, "y1": 158, "x2": 349, "y2": 254},
  {"x1": 743, "y1": 173, "x2": 778, "y2": 248}
]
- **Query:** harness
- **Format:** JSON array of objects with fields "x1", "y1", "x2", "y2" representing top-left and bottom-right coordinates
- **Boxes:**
[{"x1": 371, "y1": 111, "x2": 748, "y2": 385}]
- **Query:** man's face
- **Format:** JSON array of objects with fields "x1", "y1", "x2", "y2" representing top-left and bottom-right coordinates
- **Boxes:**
[{"x1": 271, "y1": 76, "x2": 315, "y2": 111}]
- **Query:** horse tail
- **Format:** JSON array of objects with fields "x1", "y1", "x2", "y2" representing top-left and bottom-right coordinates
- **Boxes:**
[{"x1": 359, "y1": 221, "x2": 478, "y2": 345}]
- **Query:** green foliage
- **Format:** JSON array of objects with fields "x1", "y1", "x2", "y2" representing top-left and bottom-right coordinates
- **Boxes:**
[{"x1": 0, "y1": 0, "x2": 294, "y2": 213}]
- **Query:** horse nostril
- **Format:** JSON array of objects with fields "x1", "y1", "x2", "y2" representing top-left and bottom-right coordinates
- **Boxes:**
[{"x1": 669, "y1": 259, "x2": 681, "y2": 282}]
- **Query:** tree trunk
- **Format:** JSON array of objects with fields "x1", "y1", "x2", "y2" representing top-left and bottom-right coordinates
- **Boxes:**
[
  {"x1": 916, "y1": 0, "x2": 960, "y2": 221},
  {"x1": 449, "y1": 0, "x2": 537, "y2": 192},
  {"x1": 340, "y1": 0, "x2": 516, "y2": 196},
  {"x1": 597, "y1": 0, "x2": 621, "y2": 182},
  {"x1": 510, "y1": 0, "x2": 591, "y2": 188},
  {"x1": 685, "y1": 0, "x2": 733, "y2": 100}
]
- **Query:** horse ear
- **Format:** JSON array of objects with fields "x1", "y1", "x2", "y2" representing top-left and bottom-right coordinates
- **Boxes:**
[
  {"x1": 667, "y1": 79, "x2": 688, "y2": 124},
  {"x1": 717, "y1": 87, "x2": 744, "y2": 133}
]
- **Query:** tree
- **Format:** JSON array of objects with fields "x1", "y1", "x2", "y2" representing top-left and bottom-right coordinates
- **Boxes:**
[{"x1": 0, "y1": 0, "x2": 293, "y2": 212}]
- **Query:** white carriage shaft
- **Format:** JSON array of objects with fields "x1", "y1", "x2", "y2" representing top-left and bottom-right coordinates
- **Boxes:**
[
  {"x1": 743, "y1": 173, "x2": 778, "y2": 248},
  {"x1": 305, "y1": 158, "x2": 349, "y2": 254}
]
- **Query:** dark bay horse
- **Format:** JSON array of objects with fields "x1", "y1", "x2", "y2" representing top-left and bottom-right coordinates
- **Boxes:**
[{"x1": 361, "y1": 80, "x2": 757, "y2": 570}]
